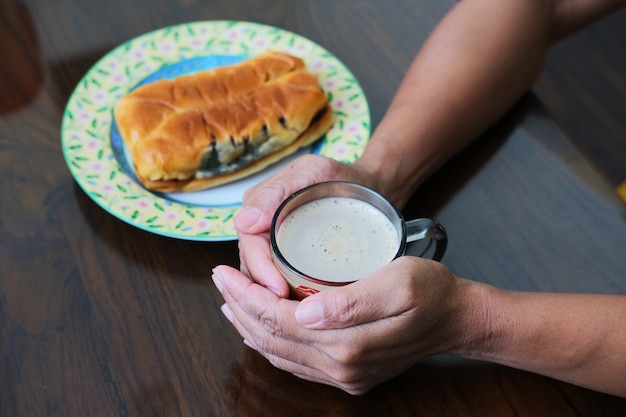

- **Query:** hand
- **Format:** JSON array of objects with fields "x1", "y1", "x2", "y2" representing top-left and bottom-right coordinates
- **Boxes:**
[
  {"x1": 212, "y1": 256, "x2": 470, "y2": 394},
  {"x1": 233, "y1": 154, "x2": 380, "y2": 297}
]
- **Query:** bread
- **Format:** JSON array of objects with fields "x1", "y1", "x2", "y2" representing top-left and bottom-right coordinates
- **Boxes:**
[{"x1": 113, "y1": 51, "x2": 333, "y2": 192}]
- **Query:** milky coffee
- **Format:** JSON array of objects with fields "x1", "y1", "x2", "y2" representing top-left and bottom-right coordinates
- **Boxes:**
[{"x1": 276, "y1": 197, "x2": 400, "y2": 283}]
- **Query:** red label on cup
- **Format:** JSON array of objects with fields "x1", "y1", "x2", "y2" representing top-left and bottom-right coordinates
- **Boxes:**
[{"x1": 295, "y1": 285, "x2": 319, "y2": 299}]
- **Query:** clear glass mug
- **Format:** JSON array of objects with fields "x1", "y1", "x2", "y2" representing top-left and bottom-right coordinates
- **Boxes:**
[{"x1": 270, "y1": 181, "x2": 448, "y2": 299}]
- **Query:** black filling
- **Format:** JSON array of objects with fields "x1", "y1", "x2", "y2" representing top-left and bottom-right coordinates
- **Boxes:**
[{"x1": 196, "y1": 107, "x2": 328, "y2": 178}]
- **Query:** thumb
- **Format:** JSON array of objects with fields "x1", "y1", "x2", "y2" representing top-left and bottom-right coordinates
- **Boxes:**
[
  {"x1": 294, "y1": 259, "x2": 417, "y2": 329},
  {"x1": 233, "y1": 206, "x2": 272, "y2": 234},
  {"x1": 233, "y1": 184, "x2": 289, "y2": 234},
  {"x1": 233, "y1": 154, "x2": 354, "y2": 234}
]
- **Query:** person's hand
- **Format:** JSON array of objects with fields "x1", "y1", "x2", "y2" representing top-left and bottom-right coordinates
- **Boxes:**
[
  {"x1": 212, "y1": 256, "x2": 472, "y2": 394},
  {"x1": 233, "y1": 154, "x2": 381, "y2": 297}
]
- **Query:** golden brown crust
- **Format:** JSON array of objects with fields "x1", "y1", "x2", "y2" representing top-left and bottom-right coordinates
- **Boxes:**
[
  {"x1": 138, "y1": 104, "x2": 333, "y2": 192},
  {"x1": 113, "y1": 51, "x2": 332, "y2": 192}
]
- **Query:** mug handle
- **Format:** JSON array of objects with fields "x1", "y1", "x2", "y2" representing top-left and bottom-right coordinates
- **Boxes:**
[{"x1": 405, "y1": 218, "x2": 447, "y2": 262}]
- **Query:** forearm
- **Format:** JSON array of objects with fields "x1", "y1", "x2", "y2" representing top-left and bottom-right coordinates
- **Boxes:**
[
  {"x1": 454, "y1": 280, "x2": 626, "y2": 397},
  {"x1": 354, "y1": 0, "x2": 625, "y2": 206},
  {"x1": 355, "y1": 0, "x2": 551, "y2": 205}
]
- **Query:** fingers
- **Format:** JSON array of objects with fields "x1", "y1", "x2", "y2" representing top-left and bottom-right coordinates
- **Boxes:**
[
  {"x1": 233, "y1": 154, "x2": 379, "y2": 295},
  {"x1": 213, "y1": 265, "x2": 376, "y2": 393},
  {"x1": 232, "y1": 182, "x2": 286, "y2": 235},
  {"x1": 239, "y1": 331, "x2": 340, "y2": 389},
  {"x1": 233, "y1": 154, "x2": 369, "y2": 235},
  {"x1": 235, "y1": 308, "x2": 379, "y2": 395},
  {"x1": 211, "y1": 262, "x2": 447, "y2": 395},
  {"x1": 295, "y1": 257, "x2": 434, "y2": 329},
  {"x1": 233, "y1": 162, "x2": 301, "y2": 235},
  {"x1": 233, "y1": 206, "x2": 269, "y2": 235},
  {"x1": 212, "y1": 265, "x2": 323, "y2": 365},
  {"x1": 237, "y1": 232, "x2": 290, "y2": 297}
]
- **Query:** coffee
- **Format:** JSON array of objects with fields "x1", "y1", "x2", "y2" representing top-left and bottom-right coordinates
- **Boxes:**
[
  {"x1": 276, "y1": 197, "x2": 400, "y2": 283},
  {"x1": 271, "y1": 181, "x2": 447, "y2": 299}
]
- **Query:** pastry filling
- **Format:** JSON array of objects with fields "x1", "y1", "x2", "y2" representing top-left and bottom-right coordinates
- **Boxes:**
[{"x1": 196, "y1": 106, "x2": 329, "y2": 178}]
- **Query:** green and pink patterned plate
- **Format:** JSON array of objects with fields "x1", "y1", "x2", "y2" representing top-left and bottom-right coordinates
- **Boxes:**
[{"x1": 61, "y1": 21, "x2": 371, "y2": 241}]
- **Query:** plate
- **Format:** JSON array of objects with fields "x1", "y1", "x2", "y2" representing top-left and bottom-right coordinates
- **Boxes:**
[{"x1": 61, "y1": 21, "x2": 371, "y2": 241}]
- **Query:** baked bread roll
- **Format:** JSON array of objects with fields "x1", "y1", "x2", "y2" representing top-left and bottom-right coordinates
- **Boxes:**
[{"x1": 113, "y1": 51, "x2": 333, "y2": 192}]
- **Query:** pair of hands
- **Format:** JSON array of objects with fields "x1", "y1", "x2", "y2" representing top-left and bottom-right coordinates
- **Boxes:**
[{"x1": 212, "y1": 155, "x2": 469, "y2": 394}]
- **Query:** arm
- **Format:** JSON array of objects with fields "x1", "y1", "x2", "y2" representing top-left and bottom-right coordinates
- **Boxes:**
[
  {"x1": 458, "y1": 281, "x2": 626, "y2": 397},
  {"x1": 213, "y1": 259, "x2": 626, "y2": 397},
  {"x1": 356, "y1": 0, "x2": 626, "y2": 206}
]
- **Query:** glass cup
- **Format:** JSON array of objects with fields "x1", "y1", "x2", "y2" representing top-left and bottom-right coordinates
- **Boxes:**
[{"x1": 270, "y1": 181, "x2": 447, "y2": 299}]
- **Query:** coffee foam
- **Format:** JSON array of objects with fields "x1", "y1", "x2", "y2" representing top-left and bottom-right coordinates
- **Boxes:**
[{"x1": 276, "y1": 197, "x2": 399, "y2": 282}]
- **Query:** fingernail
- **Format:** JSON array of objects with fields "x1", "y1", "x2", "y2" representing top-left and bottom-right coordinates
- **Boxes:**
[
  {"x1": 295, "y1": 300, "x2": 324, "y2": 326},
  {"x1": 234, "y1": 207, "x2": 262, "y2": 231},
  {"x1": 221, "y1": 303, "x2": 234, "y2": 324},
  {"x1": 211, "y1": 268, "x2": 224, "y2": 292}
]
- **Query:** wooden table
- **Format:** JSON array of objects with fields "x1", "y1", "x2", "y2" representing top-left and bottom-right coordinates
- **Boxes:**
[{"x1": 2, "y1": 0, "x2": 626, "y2": 415}]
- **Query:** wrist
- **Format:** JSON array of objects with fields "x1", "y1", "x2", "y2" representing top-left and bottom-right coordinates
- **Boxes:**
[
  {"x1": 353, "y1": 141, "x2": 421, "y2": 208},
  {"x1": 445, "y1": 279, "x2": 510, "y2": 359},
  {"x1": 353, "y1": 103, "x2": 461, "y2": 208}
]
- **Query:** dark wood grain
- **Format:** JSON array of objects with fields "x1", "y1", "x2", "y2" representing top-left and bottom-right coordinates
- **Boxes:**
[
  {"x1": 534, "y1": 8, "x2": 626, "y2": 188},
  {"x1": 2, "y1": 1, "x2": 626, "y2": 416}
]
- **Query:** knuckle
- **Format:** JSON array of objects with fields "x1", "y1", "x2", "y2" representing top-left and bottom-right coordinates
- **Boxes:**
[
  {"x1": 242, "y1": 179, "x2": 287, "y2": 207},
  {"x1": 329, "y1": 292, "x2": 358, "y2": 323},
  {"x1": 330, "y1": 363, "x2": 368, "y2": 390},
  {"x1": 261, "y1": 313, "x2": 285, "y2": 338},
  {"x1": 329, "y1": 344, "x2": 364, "y2": 370},
  {"x1": 247, "y1": 324, "x2": 271, "y2": 352},
  {"x1": 326, "y1": 287, "x2": 369, "y2": 324},
  {"x1": 298, "y1": 154, "x2": 341, "y2": 179},
  {"x1": 247, "y1": 309, "x2": 283, "y2": 353},
  {"x1": 394, "y1": 257, "x2": 433, "y2": 302},
  {"x1": 335, "y1": 370, "x2": 361, "y2": 387},
  {"x1": 396, "y1": 274, "x2": 422, "y2": 307},
  {"x1": 325, "y1": 357, "x2": 376, "y2": 395}
]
